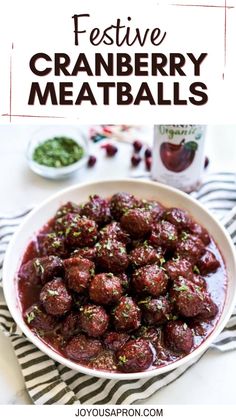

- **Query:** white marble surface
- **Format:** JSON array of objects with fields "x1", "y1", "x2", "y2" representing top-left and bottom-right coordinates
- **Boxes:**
[{"x1": 0, "y1": 124, "x2": 236, "y2": 405}]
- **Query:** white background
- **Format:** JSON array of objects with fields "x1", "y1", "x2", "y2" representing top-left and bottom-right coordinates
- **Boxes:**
[{"x1": 0, "y1": 0, "x2": 236, "y2": 123}]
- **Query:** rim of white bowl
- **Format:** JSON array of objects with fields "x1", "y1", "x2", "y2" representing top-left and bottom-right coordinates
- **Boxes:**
[{"x1": 3, "y1": 178, "x2": 236, "y2": 380}]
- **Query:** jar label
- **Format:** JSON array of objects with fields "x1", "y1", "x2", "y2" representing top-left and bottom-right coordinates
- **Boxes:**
[{"x1": 152, "y1": 125, "x2": 206, "y2": 192}]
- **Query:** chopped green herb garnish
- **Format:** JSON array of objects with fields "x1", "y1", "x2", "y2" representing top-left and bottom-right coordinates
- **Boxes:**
[
  {"x1": 160, "y1": 257, "x2": 166, "y2": 265},
  {"x1": 181, "y1": 231, "x2": 189, "y2": 241},
  {"x1": 47, "y1": 233, "x2": 56, "y2": 239},
  {"x1": 48, "y1": 290, "x2": 59, "y2": 296},
  {"x1": 173, "y1": 284, "x2": 189, "y2": 292},
  {"x1": 52, "y1": 240, "x2": 61, "y2": 248},
  {"x1": 65, "y1": 227, "x2": 71, "y2": 236},
  {"x1": 32, "y1": 137, "x2": 84, "y2": 168},
  {"x1": 104, "y1": 241, "x2": 112, "y2": 250},
  {"x1": 26, "y1": 311, "x2": 35, "y2": 324},
  {"x1": 138, "y1": 298, "x2": 151, "y2": 306},
  {"x1": 118, "y1": 355, "x2": 127, "y2": 364},
  {"x1": 193, "y1": 265, "x2": 200, "y2": 274},
  {"x1": 73, "y1": 231, "x2": 81, "y2": 237},
  {"x1": 82, "y1": 307, "x2": 94, "y2": 318}
]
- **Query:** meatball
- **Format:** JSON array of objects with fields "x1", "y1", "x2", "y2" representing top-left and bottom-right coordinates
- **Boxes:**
[
  {"x1": 60, "y1": 312, "x2": 81, "y2": 339},
  {"x1": 37, "y1": 233, "x2": 67, "y2": 258},
  {"x1": 40, "y1": 278, "x2": 72, "y2": 316},
  {"x1": 104, "y1": 332, "x2": 129, "y2": 351},
  {"x1": 171, "y1": 277, "x2": 205, "y2": 317},
  {"x1": 18, "y1": 256, "x2": 64, "y2": 285},
  {"x1": 55, "y1": 201, "x2": 81, "y2": 219},
  {"x1": 149, "y1": 220, "x2": 178, "y2": 249},
  {"x1": 176, "y1": 234, "x2": 205, "y2": 263},
  {"x1": 188, "y1": 222, "x2": 210, "y2": 245},
  {"x1": 113, "y1": 296, "x2": 141, "y2": 332},
  {"x1": 95, "y1": 239, "x2": 129, "y2": 274},
  {"x1": 120, "y1": 209, "x2": 152, "y2": 239},
  {"x1": 99, "y1": 222, "x2": 130, "y2": 245},
  {"x1": 71, "y1": 246, "x2": 97, "y2": 261},
  {"x1": 129, "y1": 244, "x2": 164, "y2": 269},
  {"x1": 66, "y1": 216, "x2": 98, "y2": 249},
  {"x1": 65, "y1": 334, "x2": 102, "y2": 361},
  {"x1": 165, "y1": 258, "x2": 193, "y2": 282},
  {"x1": 164, "y1": 321, "x2": 193, "y2": 354},
  {"x1": 80, "y1": 194, "x2": 111, "y2": 225},
  {"x1": 89, "y1": 273, "x2": 123, "y2": 305},
  {"x1": 136, "y1": 326, "x2": 161, "y2": 349},
  {"x1": 79, "y1": 304, "x2": 109, "y2": 337},
  {"x1": 64, "y1": 256, "x2": 95, "y2": 293},
  {"x1": 197, "y1": 294, "x2": 218, "y2": 320},
  {"x1": 163, "y1": 208, "x2": 191, "y2": 230},
  {"x1": 197, "y1": 250, "x2": 220, "y2": 275},
  {"x1": 24, "y1": 304, "x2": 57, "y2": 332},
  {"x1": 54, "y1": 212, "x2": 75, "y2": 233},
  {"x1": 110, "y1": 192, "x2": 138, "y2": 220},
  {"x1": 57, "y1": 213, "x2": 98, "y2": 248},
  {"x1": 139, "y1": 199, "x2": 164, "y2": 222},
  {"x1": 140, "y1": 296, "x2": 173, "y2": 325},
  {"x1": 116, "y1": 339, "x2": 153, "y2": 372},
  {"x1": 88, "y1": 350, "x2": 118, "y2": 372},
  {"x1": 132, "y1": 264, "x2": 168, "y2": 297}
]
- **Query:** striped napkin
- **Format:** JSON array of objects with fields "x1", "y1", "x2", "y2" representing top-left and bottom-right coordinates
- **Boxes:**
[{"x1": 0, "y1": 172, "x2": 236, "y2": 405}]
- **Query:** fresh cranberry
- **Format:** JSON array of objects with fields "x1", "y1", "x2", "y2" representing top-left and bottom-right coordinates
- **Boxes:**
[
  {"x1": 145, "y1": 157, "x2": 152, "y2": 171},
  {"x1": 101, "y1": 143, "x2": 118, "y2": 157},
  {"x1": 131, "y1": 155, "x2": 142, "y2": 167},
  {"x1": 204, "y1": 156, "x2": 209, "y2": 169},
  {"x1": 144, "y1": 148, "x2": 152, "y2": 158},
  {"x1": 133, "y1": 140, "x2": 143, "y2": 152},
  {"x1": 87, "y1": 155, "x2": 97, "y2": 167}
]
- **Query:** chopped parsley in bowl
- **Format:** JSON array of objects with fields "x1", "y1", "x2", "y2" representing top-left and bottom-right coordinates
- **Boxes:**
[
  {"x1": 32, "y1": 137, "x2": 85, "y2": 168},
  {"x1": 27, "y1": 128, "x2": 88, "y2": 179}
]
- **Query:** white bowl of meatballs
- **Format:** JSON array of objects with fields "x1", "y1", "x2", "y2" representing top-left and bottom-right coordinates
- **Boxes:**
[{"x1": 3, "y1": 179, "x2": 236, "y2": 379}]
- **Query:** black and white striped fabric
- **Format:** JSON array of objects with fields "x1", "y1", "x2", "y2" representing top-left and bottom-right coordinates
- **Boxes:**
[{"x1": 0, "y1": 172, "x2": 236, "y2": 405}]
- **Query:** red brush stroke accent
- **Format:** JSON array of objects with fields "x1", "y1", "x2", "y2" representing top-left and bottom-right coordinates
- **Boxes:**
[
  {"x1": 170, "y1": 2, "x2": 232, "y2": 80},
  {"x1": 6, "y1": 41, "x2": 68, "y2": 121},
  {"x1": 170, "y1": 3, "x2": 234, "y2": 8},
  {"x1": 9, "y1": 43, "x2": 14, "y2": 122},
  {"x1": 223, "y1": 0, "x2": 227, "y2": 78},
  {"x1": 1, "y1": 113, "x2": 67, "y2": 119}
]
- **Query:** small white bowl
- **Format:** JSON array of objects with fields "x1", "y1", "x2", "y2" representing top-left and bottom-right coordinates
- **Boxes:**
[
  {"x1": 26, "y1": 126, "x2": 89, "y2": 179},
  {"x1": 3, "y1": 179, "x2": 236, "y2": 380}
]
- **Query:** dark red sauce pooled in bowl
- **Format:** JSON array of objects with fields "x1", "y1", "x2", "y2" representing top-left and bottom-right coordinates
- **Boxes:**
[{"x1": 17, "y1": 193, "x2": 227, "y2": 373}]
